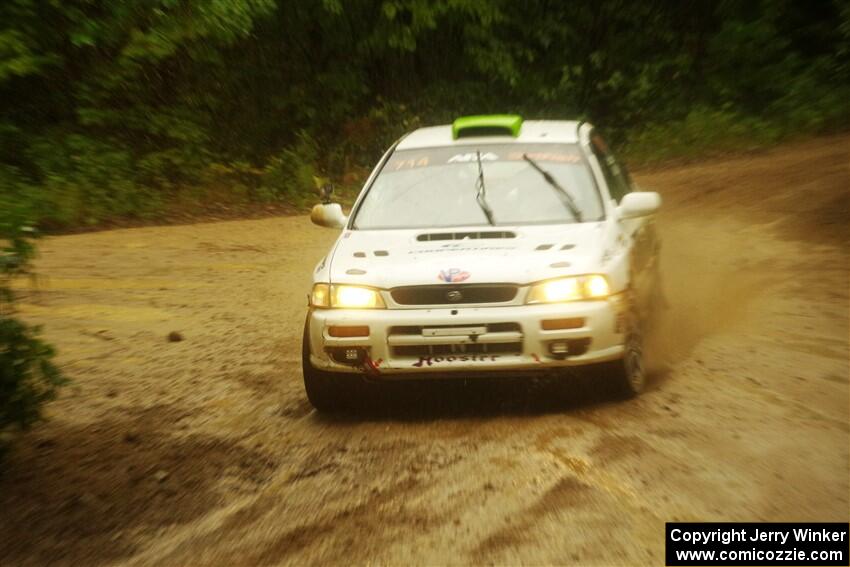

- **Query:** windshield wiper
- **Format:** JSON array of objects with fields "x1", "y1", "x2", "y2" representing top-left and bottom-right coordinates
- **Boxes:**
[
  {"x1": 522, "y1": 154, "x2": 583, "y2": 222},
  {"x1": 475, "y1": 150, "x2": 496, "y2": 226}
]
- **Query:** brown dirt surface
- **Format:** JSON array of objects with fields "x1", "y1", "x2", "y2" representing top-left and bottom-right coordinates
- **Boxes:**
[{"x1": 1, "y1": 135, "x2": 848, "y2": 566}]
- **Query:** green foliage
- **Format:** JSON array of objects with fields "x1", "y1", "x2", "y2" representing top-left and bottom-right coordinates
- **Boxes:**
[
  {"x1": 0, "y1": 202, "x2": 65, "y2": 444},
  {"x1": 27, "y1": 134, "x2": 157, "y2": 227},
  {"x1": 0, "y1": 317, "x2": 64, "y2": 435},
  {"x1": 624, "y1": 108, "x2": 783, "y2": 164},
  {"x1": 0, "y1": 0, "x2": 847, "y2": 228},
  {"x1": 0, "y1": 29, "x2": 57, "y2": 81},
  {"x1": 0, "y1": 201, "x2": 36, "y2": 295},
  {"x1": 260, "y1": 132, "x2": 319, "y2": 205}
]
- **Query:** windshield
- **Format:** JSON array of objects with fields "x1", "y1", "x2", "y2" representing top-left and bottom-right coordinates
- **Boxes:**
[{"x1": 351, "y1": 143, "x2": 604, "y2": 229}]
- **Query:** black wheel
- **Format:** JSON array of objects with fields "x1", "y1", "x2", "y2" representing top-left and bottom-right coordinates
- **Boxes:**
[
  {"x1": 603, "y1": 307, "x2": 645, "y2": 398},
  {"x1": 302, "y1": 317, "x2": 355, "y2": 412}
]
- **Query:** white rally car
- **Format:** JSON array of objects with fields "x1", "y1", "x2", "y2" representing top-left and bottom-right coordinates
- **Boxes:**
[{"x1": 304, "y1": 115, "x2": 662, "y2": 411}]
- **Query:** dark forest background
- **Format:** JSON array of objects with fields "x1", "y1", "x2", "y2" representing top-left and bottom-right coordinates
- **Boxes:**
[{"x1": 1, "y1": 0, "x2": 848, "y2": 228}]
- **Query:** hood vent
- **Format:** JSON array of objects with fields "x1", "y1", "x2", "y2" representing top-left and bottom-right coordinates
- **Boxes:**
[{"x1": 417, "y1": 231, "x2": 516, "y2": 242}]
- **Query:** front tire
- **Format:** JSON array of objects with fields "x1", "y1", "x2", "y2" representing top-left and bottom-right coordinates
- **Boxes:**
[
  {"x1": 604, "y1": 308, "x2": 646, "y2": 398},
  {"x1": 302, "y1": 318, "x2": 354, "y2": 412}
]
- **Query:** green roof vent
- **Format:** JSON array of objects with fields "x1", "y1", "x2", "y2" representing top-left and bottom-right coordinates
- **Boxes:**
[{"x1": 452, "y1": 114, "x2": 523, "y2": 139}]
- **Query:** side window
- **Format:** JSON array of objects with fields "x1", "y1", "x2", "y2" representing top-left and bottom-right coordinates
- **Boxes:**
[{"x1": 591, "y1": 133, "x2": 631, "y2": 203}]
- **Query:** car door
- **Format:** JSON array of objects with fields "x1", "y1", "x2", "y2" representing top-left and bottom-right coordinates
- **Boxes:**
[{"x1": 590, "y1": 132, "x2": 658, "y2": 316}]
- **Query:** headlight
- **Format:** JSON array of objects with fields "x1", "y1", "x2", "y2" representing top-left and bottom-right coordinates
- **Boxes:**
[
  {"x1": 584, "y1": 275, "x2": 610, "y2": 298},
  {"x1": 311, "y1": 283, "x2": 330, "y2": 307},
  {"x1": 526, "y1": 275, "x2": 610, "y2": 303},
  {"x1": 310, "y1": 283, "x2": 386, "y2": 309},
  {"x1": 333, "y1": 285, "x2": 385, "y2": 308}
]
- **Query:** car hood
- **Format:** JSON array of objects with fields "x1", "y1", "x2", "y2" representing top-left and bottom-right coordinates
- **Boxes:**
[{"x1": 327, "y1": 222, "x2": 611, "y2": 288}]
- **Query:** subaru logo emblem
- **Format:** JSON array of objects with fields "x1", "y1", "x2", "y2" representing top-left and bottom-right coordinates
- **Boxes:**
[{"x1": 446, "y1": 290, "x2": 463, "y2": 302}]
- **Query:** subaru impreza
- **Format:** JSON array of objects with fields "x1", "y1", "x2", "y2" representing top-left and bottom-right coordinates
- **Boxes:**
[{"x1": 304, "y1": 115, "x2": 662, "y2": 411}]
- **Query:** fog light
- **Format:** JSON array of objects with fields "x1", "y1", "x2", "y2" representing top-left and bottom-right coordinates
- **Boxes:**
[
  {"x1": 549, "y1": 341, "x2": 569, "y2": 355},
  {"x1": 328, "y1": 347, "x2": 367, "y2": 364},
  {"x1": 344, "y1": 348, "x2": 360, "y2": 361}
]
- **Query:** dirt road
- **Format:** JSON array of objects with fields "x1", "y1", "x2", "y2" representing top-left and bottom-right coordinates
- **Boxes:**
[{"x1": 1, "y1": 136, "x2": 848, "y2": 566}]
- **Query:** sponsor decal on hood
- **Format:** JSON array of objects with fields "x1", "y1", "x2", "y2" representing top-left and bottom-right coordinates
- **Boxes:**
[{"x1": 438, "y1": 268, "x2": 470, "y2": 283}]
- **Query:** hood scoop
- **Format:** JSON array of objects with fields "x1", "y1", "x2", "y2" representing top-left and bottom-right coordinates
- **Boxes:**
[{"x1": 417, "y1": 230, "x2": 516, "y2": 242}]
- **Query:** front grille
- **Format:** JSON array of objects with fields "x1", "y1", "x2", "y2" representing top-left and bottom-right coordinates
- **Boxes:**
[
  {"x1": 390, "y1": 284, "x2": 518, "y2": 305},
  {"x1": 389, "y1": 322, "x2": 521, "y2": 335},
  {"x1": 388, "y1": 322, "x2": 523, "y2": 358},
  {"x1": 393, "y1": 343, "x2": 520, "y2": 357}
]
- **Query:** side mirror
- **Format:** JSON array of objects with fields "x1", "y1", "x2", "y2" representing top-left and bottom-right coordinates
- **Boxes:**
[
  {"x1": 618, "y1": 191, "x2": 661, "y2": 220},
  {"x1": 310, "y1": 203, "x2": 348, "y2": 229},
  {"x1": 318, "y1": 182, "x2": 334, "y2": 204}
]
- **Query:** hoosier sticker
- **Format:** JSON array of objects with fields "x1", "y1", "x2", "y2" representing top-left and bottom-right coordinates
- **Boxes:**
[{"x1": 412, "y1": 354, "x2": 499, "y2": 367}]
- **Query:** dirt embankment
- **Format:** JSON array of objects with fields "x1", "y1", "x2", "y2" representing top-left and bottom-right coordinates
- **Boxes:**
[{"x1": 0, "y1": 135, "x2": 848, "y2": 566}]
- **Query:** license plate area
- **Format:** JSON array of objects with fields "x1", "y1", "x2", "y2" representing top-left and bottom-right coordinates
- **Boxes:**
[{"x1": 422, "y1": 325, "x2": 487, "y2": 337}]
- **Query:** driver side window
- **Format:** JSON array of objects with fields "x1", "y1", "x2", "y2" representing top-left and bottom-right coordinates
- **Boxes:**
[{"x1": 591, "y1": 132, "x2": 631, "y2": 203}]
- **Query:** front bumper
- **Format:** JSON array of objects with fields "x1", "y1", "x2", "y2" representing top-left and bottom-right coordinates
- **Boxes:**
[{"x1": 307, "y1": 297, "x2": 627, "y2": 378}]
